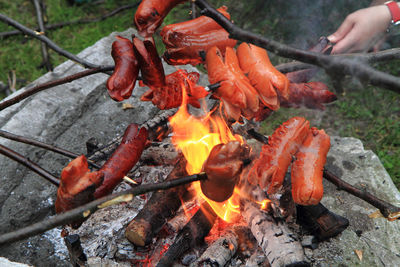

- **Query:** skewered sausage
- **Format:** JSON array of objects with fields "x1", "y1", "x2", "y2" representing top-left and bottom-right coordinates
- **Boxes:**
[
  {"x1": 106, "y1": 36, "x2": 139, "y2": 101},
  {"x1": 134, "y1": 0, "x2": 187, "y2": 38},
  {"x1": 94, "y1": 124, "x2": 148, "y2": 199},
  {"x1": 291, "y1": 127, "x2": 330, "y2": 205}
]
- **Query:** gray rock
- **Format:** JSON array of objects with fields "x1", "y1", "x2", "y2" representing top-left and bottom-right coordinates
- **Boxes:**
[{"x1": 0, "y1": 29, "x2": 399, "y2": 267}]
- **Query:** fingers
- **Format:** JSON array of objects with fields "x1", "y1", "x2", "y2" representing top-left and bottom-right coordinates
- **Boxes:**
[{"x1": 328, "y1": 15, "x2": 355, "y2": 44}]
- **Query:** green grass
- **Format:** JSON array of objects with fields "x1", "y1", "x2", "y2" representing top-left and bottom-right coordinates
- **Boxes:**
[{"x1": 0, "y1": 0, "x2": 398, "y2": 186}]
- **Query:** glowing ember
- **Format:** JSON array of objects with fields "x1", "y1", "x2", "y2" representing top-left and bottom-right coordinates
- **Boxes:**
[{"x1": 169, "y1": 78, "x2": 243, "y2": 223}]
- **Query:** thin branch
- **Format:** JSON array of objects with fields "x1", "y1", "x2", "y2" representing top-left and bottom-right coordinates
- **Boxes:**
[
  {"x1": 32, "y1": 0, "x2": 52, "y2": 71},
  {"x1": 0, "y1": 143, "x2": 59, "y2": 186},
  {"x1": 0, "y1": 65, "x2": 113, "y2": 111},
  {"x1": 0, "y1": 129, "x2": 100, "y2": 169},
  {"x1": 323, "y1": 169, "x2": 400, "y2": 221},
  {"x1": 0, "y1": 13, "x2": 100, "y2": 69},
  {"x1": 194, "y1": 0, "x2": 400, "y2": 94},
  {"x1": 0, "y1": 172, "x2": 208, "y2": 245},
  {"x1": 0, "y1": 2, "x2": 140, "y2": 39}
]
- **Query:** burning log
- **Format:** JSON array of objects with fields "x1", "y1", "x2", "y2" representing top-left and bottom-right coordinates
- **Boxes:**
[
  {"x1": 191, "y1": 227, "x2": 238, "y2": 267},
  {"x1": 125, "y1": 157, "x2": 192, "y2": 246},
  {"x1": 241, "y1": 200, "x2": 308, "y2": 267},
  {"x1": 156, "y1": 201, "x2": 218, "y2": 267}
]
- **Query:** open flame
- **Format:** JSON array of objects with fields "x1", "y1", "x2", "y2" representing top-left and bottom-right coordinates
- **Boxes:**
[{"x1": 169, "y1": 79, "x2": 243, "y2": 223}]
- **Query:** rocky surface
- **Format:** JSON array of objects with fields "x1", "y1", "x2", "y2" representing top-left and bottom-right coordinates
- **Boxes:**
[{"x1": 0, "y1": 29, "x2": 399, "y2": 267}]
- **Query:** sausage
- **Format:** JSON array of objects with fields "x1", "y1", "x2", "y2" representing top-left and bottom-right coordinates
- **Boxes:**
[
  {"x1": 291, "y1": 127, "x2": 330, "y2": 205},
  {"x1": 206, "y1": 46, "x2": 259, "y2": 121},
  {"x1": 280, "y1": 82, "x2": 337, "y2": 110},
  {"x1": 140, "y1": 69, "x2": 208, "y2": 109},
  {"x1": 134, "y1": 0, "x2": 187, "y2": 38},
  {"x1": 160, "y1": 6, "x2": 231, "y2": 48},
  {"x1": 106, "y1": 36, "x2": 139, "y2": 101},
  {"x1": 132, "y1": 36, "x2": 166, "y2": 89},
  {"x1": 248, "y1": 117, "x2": 310, "y2": 194},
  {"x1": 163, "y1": 29, "x2": 237, "y2": 66},
  {"x1": 201, "y1": 141, "x2": 250, "y2": 202},
  {"x1": 94, "y1": 124, "x2": 148, "y2": 199},
  {"x1": 55, "y1": 155, "x2": 103, "y2": 213},
  {"x1": 237, "y1": 43, "x2": 289, "y2": 106}
]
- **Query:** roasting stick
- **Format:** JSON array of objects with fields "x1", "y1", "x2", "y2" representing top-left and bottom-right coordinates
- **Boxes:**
[
  {"x1": 247, "y1": 128, "x2": 400, "y2": 221},
  {"x1": 0, "y1": 172, "x2": 208, "y2": 245},
  {"x1": 0, "y1": 143, "x2": 59, "y2": 186},
  {"x1": 0, "y1": 129, "x2": 100, "y2": 169}
]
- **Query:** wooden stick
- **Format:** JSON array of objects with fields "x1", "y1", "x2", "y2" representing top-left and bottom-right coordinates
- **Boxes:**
[
  {"x1": 0, "y1": 2, "x2": 140, "y2": 39},
  {"x1": 241, "y1": 199, "x2": 308, "y2": 267},
  {"x1": 0, "y1": 172, "x2": 207, "y2": 245},
  {"x1": 0, "y1": 129, "x2": 100, "y2": 169},
  {"x1": 0, "y1": 13, "x2": 100, "y2": 69},
  {"x1": 0, "y1": 66, "x2": 113, "y2": 111},
  {"x1": 323, "y1": 169, "x2": 400, "y2": 221},
  {"x1": 32, "y1": 0, "x2": 52, "y2": 71},
  {"x1": 0, "y1": 143, "x2": 60, "y2": 186},
  {"x1": 194, "y1": 0, "x2": 400, "y2": 94},
  {"x1": 156, "y1": 201, "x2": 217, "y2": 267}
]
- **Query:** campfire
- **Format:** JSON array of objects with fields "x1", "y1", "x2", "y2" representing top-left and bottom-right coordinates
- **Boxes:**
[{"x1": 1, "y1": 1, "x2": 400, "y2": 266}]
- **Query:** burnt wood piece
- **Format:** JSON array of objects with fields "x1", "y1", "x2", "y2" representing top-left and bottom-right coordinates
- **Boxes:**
[
  {"x1": 156, "y1": 202, "x2": 217, "y2": 267},
  {"x1": 297, "y1": 203, "x2": 349, "y2": 241},
  {"x1": 125, "y1": 157, "x2": 191, "y2": 246},
  {"x1": 241, "y1": 199, "x2": 309, "y2": 267},
  {"x1": 64, "y1": 234, "x2": 87, "y2": 267},
  {"x1": 191, "y1": 227, "x2": 238, "y2": 267}
]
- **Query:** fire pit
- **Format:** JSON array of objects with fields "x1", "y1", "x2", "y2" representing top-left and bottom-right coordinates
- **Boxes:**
[{"x1": 0, "y1": 26, "x2": 400, "y2": 267}]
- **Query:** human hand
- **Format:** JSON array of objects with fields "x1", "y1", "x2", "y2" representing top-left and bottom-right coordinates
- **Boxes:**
[{"x1": 328, "y1": 5, "x2": 392, "y2": 54}]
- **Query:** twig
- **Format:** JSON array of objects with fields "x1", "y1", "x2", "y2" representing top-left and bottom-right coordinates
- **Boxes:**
[
  {"x1": 0, "y1": 13, "x2": 100, "y2": 69},
  {"x1": 194, "y1": 0, "x2": 400, "y2": 94},
  {"x1": 0, "y1": 2, "x2": 140, "y2": 39},
  {"x1": 0, "y1": 143, "x2": 59, "y2": 186},
  {"x1": 247, "y1": 128, "x2": 400, "y2": 221},
  {"x1": 0, "y1": 65, "x2": 113, "y2": 111},
  {"x1": 32, "y1": 0, "x2": 52, "y2": 71},
  {"x1": 323, "y1": 169, "x2": 400, "y2": 221},
  {"x1": 0, "y1": 172, "x2": 207, "y2": 245},
  {"x1": 0, "y1": 129, "x2": 100, "y2": 169}
]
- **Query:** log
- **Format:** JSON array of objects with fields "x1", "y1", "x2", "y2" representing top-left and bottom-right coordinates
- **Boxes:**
[
  {"x1": 156, "y1": 202, "x2": 217, "y2": 267},
  {"x1": 191, "y1": 227, "x2": 238, "y2": 267},
  {"x1": 125, "y1": 156, "x2": 191, "y2": 246},
  {"x1": 64, "y1": 234, "x2": 87, "y2": 267},
  {"x1": 241, "y1": 200, "x2": 309, "y2": 267}
]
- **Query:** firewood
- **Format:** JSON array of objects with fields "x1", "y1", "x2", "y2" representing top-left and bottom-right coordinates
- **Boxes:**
[
  {"x1": 125, "y1": 156, "x2": 191, "y2": 246},
  {"x1": 241, "y1": 199, "x2": 309, "y2": 267},
  {"x1": 191, "y1": 227, "x2": 238, "y2": 267},
  {"x1": 156, "y1": 202, "x2": 217, "y2": 267},
  {"x1": 296, "y1": 203, "x2": 349, "y2": 241},
  {"x1": 64, "y1": 234, "x2": 87, "y2": 267}
]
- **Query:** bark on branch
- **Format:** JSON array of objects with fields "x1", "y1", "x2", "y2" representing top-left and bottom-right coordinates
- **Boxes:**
[
  {"x1": 0, "y1": 172, "x2": 207, "y2": 245},
  {"x1": 194, "y1": 0, "x2": 400, "y2": 94},
  {"x1": 0, "y1": 13, "x2": 101, "y2": 69}
]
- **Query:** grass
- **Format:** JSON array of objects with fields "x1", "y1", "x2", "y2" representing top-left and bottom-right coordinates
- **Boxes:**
[{"x1": 0, "y1": 0, "x2": 399, "y2": 186}]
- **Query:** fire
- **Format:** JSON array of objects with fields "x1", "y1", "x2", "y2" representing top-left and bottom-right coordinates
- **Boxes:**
[{"x1": 169, "y1": 79, "x2": 243, "y2": 223}]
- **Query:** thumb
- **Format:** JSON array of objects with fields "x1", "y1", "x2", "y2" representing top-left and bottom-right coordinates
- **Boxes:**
[{"x1": 328, "y1": 18, "x2": 355, "y2": 43}]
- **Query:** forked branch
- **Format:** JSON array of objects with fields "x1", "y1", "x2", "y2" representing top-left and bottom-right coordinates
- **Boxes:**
[{"x1": 194, "y1": 0, "x2": 400, "y2": 94}]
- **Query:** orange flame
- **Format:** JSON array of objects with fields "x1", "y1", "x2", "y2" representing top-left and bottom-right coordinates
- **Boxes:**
[{"x1": 169, "y1": 79, "x2": 243, "y2": 223}]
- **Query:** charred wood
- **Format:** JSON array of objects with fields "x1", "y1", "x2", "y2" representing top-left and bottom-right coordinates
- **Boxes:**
[
  {"x1": 241, "y1": 200, "x2": 308, "y2": 267},
  {"x1": 125, "y1": 157, "x2": 192, "y2": 246},
  {"x1": 64, "y1": 234, "x2": 87, "y2": 267},
  {"x1": 156, "y1": 202, "x2": 217, "y2": 267},
  {"x1": 296, "y1": 203, "x2": 349, "y2": 241},
  {"x1": 191, "y1": 227, "x2": 238, "y2": 267}
]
